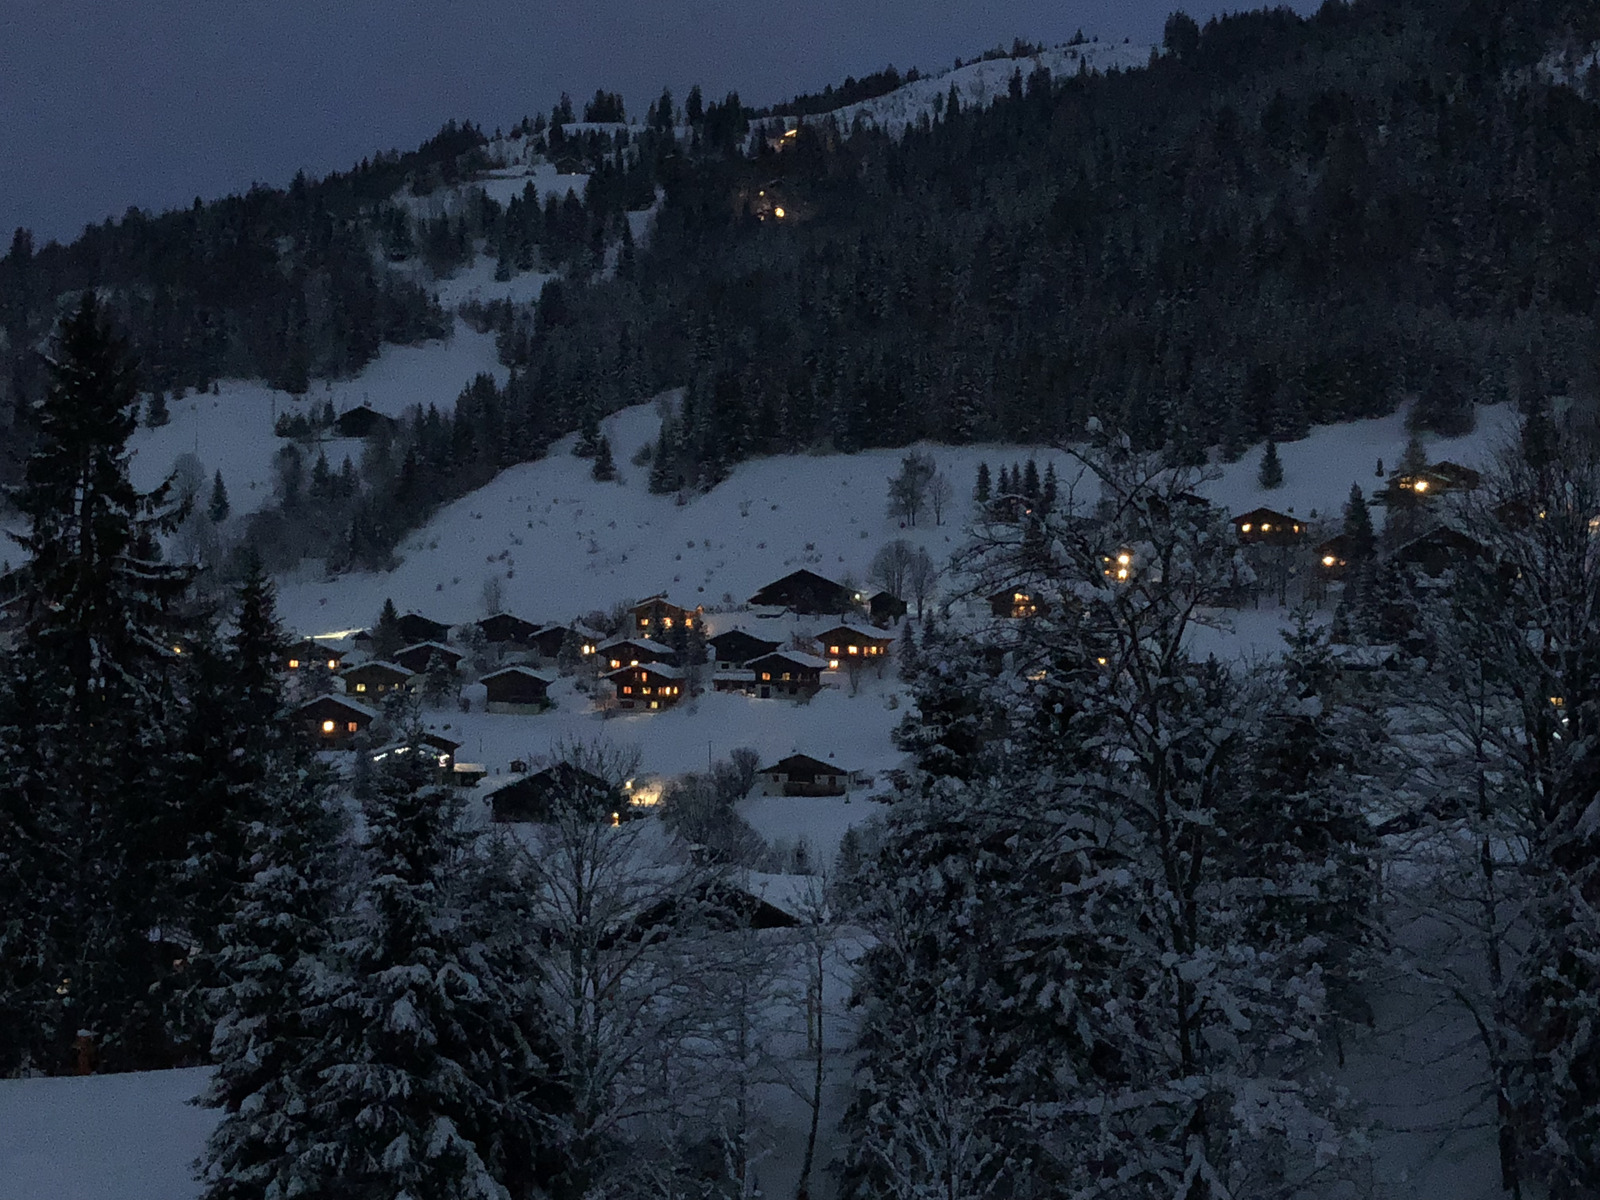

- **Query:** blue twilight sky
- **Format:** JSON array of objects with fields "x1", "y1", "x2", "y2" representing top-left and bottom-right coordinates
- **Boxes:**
[{"x1": 1, "y1": 0, "x2": 1318, "y2": 244}]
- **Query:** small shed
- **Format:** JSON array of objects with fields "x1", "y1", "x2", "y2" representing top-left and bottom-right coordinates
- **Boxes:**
[
  {"x1": 758, "y1": 754, "x2": 854, "y2": 797},
  {"x1": 868, "y1": 591, "x2": 907, "y2": 624},
  {"x1": 607, "y1": 663, "x2": 686, "y2": 711},
  {"x1": 482, "y1": 666, "x2": 555, "y2": 714},
  {"x1": 1232, "y1": 508, "x2": 1305, "y2": 546},
  {"x1": 708, "y1": 629, "x2": 781, "y2": 671},
  {"x1": 747, "y1": 569, "x2": 858, "y2": 615},
  {"x1": 332, "y1": 404, "x2": 400, "y2": 439},
  {"x1": 393, "y1": 641, "x2": 465, "y2": 675},
  {"x1": 342, "y1": 660, "x2": 412, "y2": 698},
  {"x1": 815, "y1": 623, "x2": 894, "y2": 669},
  {"x1": 743, "y1": 651, "x2": 827, "y2": 699},
  {"x1": 298, "y1": 694, "x2": 378, "y2": 749},
  {"x1": 477, "y1": 613, "x2": 544, "y2": 647}
]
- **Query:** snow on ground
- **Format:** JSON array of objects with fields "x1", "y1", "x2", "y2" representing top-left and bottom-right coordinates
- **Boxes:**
[
  {"x1": 0, "y1": 1066, "x2": 213, "y2": 1200},
  {"x1": 798, "y1": 41, "x2": 1154, "y2": 139},
  {"x1": 125, "y1": 319, "x2": 507, "y2": 518},
  {"x1": 426, "y1": 255, "x2": 556, "y2": 308}
]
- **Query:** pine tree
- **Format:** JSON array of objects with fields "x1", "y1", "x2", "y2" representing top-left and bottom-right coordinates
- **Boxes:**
[
  {"x1": 973, "y1": 461, "x2": 991, "y2": 506},
  {"x1": 1021, "y1": 458, "x2": 1040, "y2": 500},
  {"x1": 298, "y1": 743, "x2": 561, "y2": 1199},
  {"x1": 1258, "y1": 438, "x2": 1285, "y2": 488},
  {"x1": 208, "y1": 470, "x2": 231, "y2": 523},
  {"x1": 0, "y1": 294, "x2": 193, "y2": 1073},
  {"x1": 146, "y1": 388, "x2": 170, "y2": 428},
  {"x1": 371, "y1": 597, "x2": 404, "y2": 661},
  {"x1": 1040, "y1": 462, "x2": 1057, "y2": 515},
  {"x1": 1343, "y1": 482, "x2": 1375, "y2": 561},
  {"x1": 591, "y1": 435, "x2": 616, "y2": 481}
]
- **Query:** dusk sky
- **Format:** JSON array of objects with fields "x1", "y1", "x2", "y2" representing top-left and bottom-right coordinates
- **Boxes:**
[{"x1": 1, "y1": 0, "x2": 1319, "y2": 244}]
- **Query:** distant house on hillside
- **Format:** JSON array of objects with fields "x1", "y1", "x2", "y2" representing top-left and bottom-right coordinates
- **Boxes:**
[
  {"x1": 342, "y1": 660, "x2": 412, "y2": 698},
  {"x1": 743, "y1": 650, "x2": 827, "y2": 700},
  {"x1": 989, "y1": 586, "x2": 1043, "y2": 619},
  {"x1": 477, "y1": 613, "x2": 544, "y2": 648},
  {"x1": 1394, "y1": 525, "x2": 1488, "y2": 576},
  {"x1": 630, "y1": 594, "x2": 702, "y2": 639},
  {"x1": 815, "y1": 623, "x2": 894, "y2": 669},
  {"x1": 333, "y1": 404, "x2": 400, "y2": 439},
  {"x1": 1387, "y1": 460, "x2": 1483, "y2": 503},
  {"x1": 393, "y1": 641, "x2": 464, "y2": 676},
  {"x1": 600, "y1": 638, "x2": 678, "y2": 672},
  {"x1": 282, "y1": 638, "x2": 345, "y2": 674},
  {"x1": 748, "y1": 569, "x2": 858, "y2": 615},
  {"x1": 607, "y1": 663, "x2": 685, "y2": 711},
  {"x1": 397, "y1": 613, "x2": 453, "y2": 645},
  {"x1": 868, "y1": 591, "x2": 907, "y2": 624},
  {"x1": 708, "y1": 629, "x2": 781, "y2": 672},
  {"x1": 1232, "y1": 508, "x2": 1304, "y2": 546},
  {"x1": 485, "y1": 762, "x2": 625, "y2": 823},
  {"x1": 298, "y1": 694, "x2": 378, "y2": 749},
  {"x1": 757, "y1": 754, "x2": 855, "y2": 797},
  {"x1": 1316, "y1": 534, "x2": 1357, "y2": 580},
  {"x1": 482, "y1": 666, "x2": 554, "y2": 713},
  {"x1": 367, "y1": 733, "x2": 462, "y2": 784}
]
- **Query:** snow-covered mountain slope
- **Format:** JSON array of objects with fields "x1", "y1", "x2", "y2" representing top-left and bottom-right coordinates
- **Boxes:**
[
  {"x1": 123, "y1": 319, "x2": 506, "y2": 519},
  {"x1": 796, "y1": 41, "x2": 1154, "y2": 138}
]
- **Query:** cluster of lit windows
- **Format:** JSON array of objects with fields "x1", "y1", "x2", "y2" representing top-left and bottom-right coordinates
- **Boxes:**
[{"x1": 1102, "y1": 552, "x2": 1133, "y2": 581}]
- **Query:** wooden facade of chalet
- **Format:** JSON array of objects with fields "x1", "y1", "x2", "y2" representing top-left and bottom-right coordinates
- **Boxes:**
[
  {"x1": 342, "y1": 660, "x2": 412, "y2": 698},
  {"x1": 748, "y1": 569, "x2": 858, "y2": 615},
  {"x1": 709, "y1": 629, "x2": 780, "y2": 671},
  {"x1": 486, "y1": 763, "x2": 623, "y2": 823},
  {"x1": 393, "y1": 641, "x2": 464, "y2": 675},
  {"x1": 527, "y1": 624, "x2": 571, "y2": 658},
  {"x1": 608, "y1": 663, "x2": 685, "y2": 711},
  {"x1": 1232, "y1": 508, "x2": 1304, "y2": 546},
  {"x1": 601, "y1": 638, "x2": 679, "y2": 672},
  {"x1": 298, "y1": 694, "x2": 378, "y2": 749},
  {"x1": 396, "y1": 612, "x2": 452, "y2": 645},
  {"x1": 742, "y1": 651, "x2": 826, "y2": 699},
  {"x1": 477, "y1": 613, "x2": 543, "y2": 647},
  {"x1": 332, "y1": 404, "x2": 399, "y2": 438},
  {"x1": 283, "y1": 638, "x2": 344, "y2": 674},
  {"x1": 816, "y1": 624, "x2": 894, "y2": 669},
  {"x1": 758, "y1": 754, "x2": 853, "y2": 797},
  {"x1": 1394, "y1": 525, "x2": 1488, "y2": 576},
  {"x1": 868, "y1": 591, "x2": 907, "y2": 623},
  {"x1": 989, "y1": 587, "x2": 1042, "y2": 619},
  {"x1": 1389, "y1": 460, "x2": 1483, "y2": 502},
  {"x1": 630, "y1": 594, "x2": 701, "y2": 639},
  {"x1": 482, "y1": 666, "x2": 554, "y2": 713}
]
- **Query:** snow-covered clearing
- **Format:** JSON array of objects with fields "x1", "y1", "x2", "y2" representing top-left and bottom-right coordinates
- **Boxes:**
[{"x1": 124, "y1": 319, "x2": 506, "y2": 519}]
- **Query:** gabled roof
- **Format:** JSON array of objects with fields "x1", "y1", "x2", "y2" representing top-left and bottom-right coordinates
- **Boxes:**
[
  {"x1": 748, "y1": 650, "x2": 829, "y2": 671},
  {"x1": 397, "y1": 640, "x2": 462, "y2": 660},
  {"x1": 287, "y1": 637, "x2": 345, "y2": 659},
  {"x1": 297, "y1": 694, "x2": 380, "y2": 720},
  {"x1": 481, "y1": 665, "x2": 555, "y2": 685},
  {"x1": 815, "y1": 622, "x2": 894, "y2": 642},
  {"x1": 606, "y1": 662, "x2": 685, "y2": 680},
  {"x1": 343, "y1": 659, "x2": 411, "y2": 680},
  {"x1": 1231, "y1": 507, "x2": 1298, "y2": 527},
  {"x1": 760, "y1": 753, "x2": 847, "y2": 776}
]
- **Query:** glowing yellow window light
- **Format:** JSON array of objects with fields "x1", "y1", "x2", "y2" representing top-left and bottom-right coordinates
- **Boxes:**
[
  {"x1": 1322, "y1": 555, "x2": 1337, "y2": 567},
  {"x1": 322, "y1": 720, "x2": 335, "y2": 733}
]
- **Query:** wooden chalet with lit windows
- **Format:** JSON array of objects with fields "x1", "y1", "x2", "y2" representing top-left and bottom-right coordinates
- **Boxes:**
[
  {"x1": 816, "y1": 623, "x2": 894, "y2": 669},
  {"x1": 630, "y1": 594, "x2": 701, "y2": 639},
  {"x1": 396, "y1": 612, "x2": 452, "y2": 645},
  {"x1": 757, "y1": 754, "x2": 855, "y2": 797},
  {"x1": 482, "y1": 666, "x2": 554, "y2": 713},
  {"x1": 1232, "y1": 508, "x2": 1304, "y2": 546},
  {"x1": 282, "y1": 638, "x2": 345, "y2": 674},
  {"x1": 342, "y1": 660, "x2": 412, "y2": 699},
  {"x1": 748, "y1": 569, "x2": 858, "y2": 615},
  {"x1": 393, "y1": 641, "x2": 464, "y2": 675},
  {"x1": 1387, "y1": 460, "x2": 1483, "y2": 503},
  {"x1": 989, "y1": 586, "x2": 1043, "y2": 619},
  {"x1": 607, "y1": 663, "x2": 686, "y2": 711},
  {"x1": 600, "y1": 638, "x2": 679, "y2": 672},
  {"x1": 1315, "y1": 534, "x2": 1357, "y2": 580},
  {"x1": 708, "y1": 629, "x2": 781, "y2": 672},
  {"x1": 299, "y1": 694, "x2": 378, "y2": 749},
  {"x1": 477, "y1": 613, "x2": 544, "y2": 648},
  {"x1": 741, "y1": 650, "x2": 827, "y2": 699}
]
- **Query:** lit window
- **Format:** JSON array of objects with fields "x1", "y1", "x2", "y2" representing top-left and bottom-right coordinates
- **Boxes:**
[
  {"x1": 1241, "y1": 523, "x2": 1252, "y2": 533},
  {"x1": 1322, "y1": 555, "x2": 1337, "y2": 567},
  {"x1": 288, "y1": 658, "x2": 301, "y2": 669},
  {"x1": 623, "y1": 686, "x2": 633, "y2": 695},
  {"x1": 1117, "y1": 554, "x2": 1131, "y2": 565},
  {"x1": 1414, "y1": 479, "x2": 1429, "y2": 492},
  {"x1": 1261, "y1": 523, "x2": 1272, "y2": 532},
  {"x1": 762, "y1": 672, "x2": 772, "y2": 681},
  {"x1": 347, "y1": 722, "x2": 358, "y2": 732},
  {"x1": 1096, "y1": 656, "x2": 1108, "y2": 666},
  {"x1": 327, "y1": 659, "x2": 338, "y2": 669},
  {"x1": 782, "y1": 672, "x2": 792, "y2": 681},
  {"x1": 611, "y1": 812, "x2": 621, "y2": 826},
  {"x1": 322, "y1": 719, "x2": 335, "y2": 733},
  {"x1": 663, "y1": 617, "x2": 673, "y2": 628},
  {"x1": 650, "y1": 701, "x2": 659, "y2": 710},
  {"x1": 1551, "y1": 696, "x2": 1566, "y2": 709},
  {"x1": 848, "y1": 645, "x2": 859, "y2": 655},
  {"x1": 829, "y1": 659, "x2": 840, "y2": 669},
  {"x1": 774, "y1": 206, "x2": 786, "y2": 218},
  {"x1": 828, "y1": 645, "x2": 840, "y2": 655},
  {"x1": 642, "y1": 686, "x2": 652, "y2": 695},
  {"x1": 355, "y1": 683, "x2": 367, "y2": 692}
]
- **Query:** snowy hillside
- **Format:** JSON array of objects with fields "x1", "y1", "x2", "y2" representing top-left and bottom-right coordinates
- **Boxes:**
[
  {"x1": 123, "y1": 319, "x2": 507, "y2": 519},
  {"x1": 797, "y1": 41, "x2": 1154, "y2": 138}
]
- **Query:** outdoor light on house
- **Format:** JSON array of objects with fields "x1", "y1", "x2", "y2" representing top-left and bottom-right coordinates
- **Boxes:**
[
  {"x1": 1323, "y1": 554, "x2": 1337, "y2": 567},
  {"x1": 774, "y1": 207, "x2": 786, "y2": 218},
  {"x1": 322, "y1": 720, "x2": 335, "y2": 733},
  {"x1": 1414, "y1": 478, "x2": 1429, "y2": 492}
]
